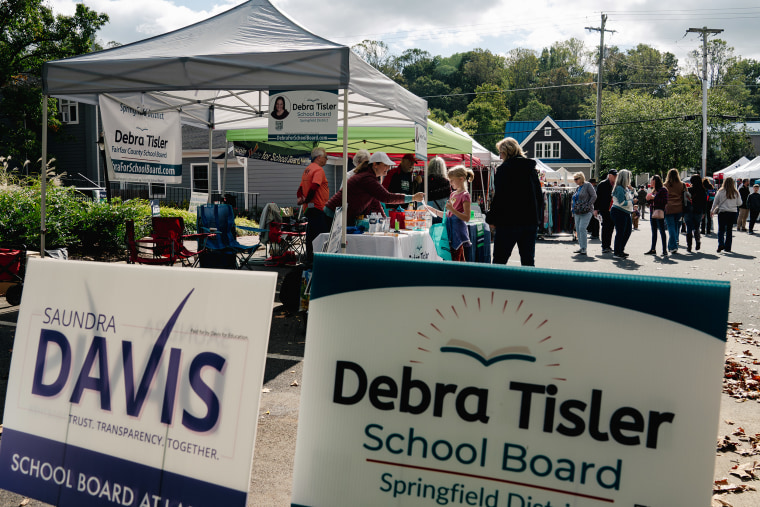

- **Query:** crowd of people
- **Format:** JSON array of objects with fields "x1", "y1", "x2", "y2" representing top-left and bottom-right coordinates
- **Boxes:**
[
  {"x1": 296, "y1": 146, "x2": 475, "y2": 264},
  {"x1": 575, "y1": 167, "x2": 759, "y2": 259},
  {"x1": 295, "y1": 137, "x2": 759, "y2": 268}
]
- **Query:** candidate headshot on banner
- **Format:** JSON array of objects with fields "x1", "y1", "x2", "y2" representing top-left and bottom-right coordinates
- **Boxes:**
[{"x1": 271, "y1": 95, "x2": 290, "y2": 120}]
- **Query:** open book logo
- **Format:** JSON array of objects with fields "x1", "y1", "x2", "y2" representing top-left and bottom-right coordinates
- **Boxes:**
[
  {"x1": 440, "y1": 339, "x2": 536, "y2": 367},
  {"x1": 412, "y1": 292, "x2": 565, "y2": 381}
]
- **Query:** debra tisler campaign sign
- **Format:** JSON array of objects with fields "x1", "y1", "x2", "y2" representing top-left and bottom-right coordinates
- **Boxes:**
[
  {"x1": 0, "y1": 259, "x2": 276, "y2": 507},
  {"x1": 291, "y1": 254, "x2": 730, "y2": 507}
]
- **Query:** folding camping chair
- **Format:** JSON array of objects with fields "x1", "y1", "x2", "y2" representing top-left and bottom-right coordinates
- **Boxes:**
[
  {"x1": 258, "y1": 203, "x2": 307, "y2": 266},
  {"x1": 0, "y1": 244, "x2": 27, "y2": 306},
  {"x1": 151, "y1": 217, "x2": 210, "y2": 267},
  {"x1": 196, "y1": 203, "x2": 265, "y2": 269},
  {"x1": 125, "y1": 218, "x2": 210, "y2": 267}
]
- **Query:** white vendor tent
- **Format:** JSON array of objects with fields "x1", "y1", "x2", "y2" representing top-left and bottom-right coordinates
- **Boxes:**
[
  {"x1": 40, "y1": 0, "x2": 427, "y2": 253},
  {"x1": 725, "y1": 157, "x2": 760, "y2": 180},
  {"x1": 714, "y1": 156, "x2": 750, "y2": 178},
  {"x1": 534, "y1": 159, "x2": 561, "y2": 180}
]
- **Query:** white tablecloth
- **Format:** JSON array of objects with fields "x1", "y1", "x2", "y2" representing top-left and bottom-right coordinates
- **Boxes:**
[{"x1": 313, "y1": 230, "x2": 442, "y2": 261}]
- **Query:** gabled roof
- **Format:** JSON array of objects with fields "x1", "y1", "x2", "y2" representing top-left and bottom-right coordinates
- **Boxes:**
[
  {"x1": 504, "y1": 116, "x2": 595, "y2": 162},
  {"x1": 42, "y1": 0, "x2": 426, "y2": 130}
]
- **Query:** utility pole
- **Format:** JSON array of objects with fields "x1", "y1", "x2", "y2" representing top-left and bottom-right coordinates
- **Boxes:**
[
  {"x1": 687, "y1": 26, "x2": 723, "y2": 178},
  {"x1": 586, "y1": 14, "x2": 615, "y2": 179}
]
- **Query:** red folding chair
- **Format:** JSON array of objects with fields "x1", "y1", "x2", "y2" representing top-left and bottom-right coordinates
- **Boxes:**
[{"x1": 0, "y1": 244, "x2": 26, "y2": 306}]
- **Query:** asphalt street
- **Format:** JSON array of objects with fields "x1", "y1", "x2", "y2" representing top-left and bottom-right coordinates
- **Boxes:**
[{"x1": 1, "y1": 219, "x2": 759, "y2": 506}]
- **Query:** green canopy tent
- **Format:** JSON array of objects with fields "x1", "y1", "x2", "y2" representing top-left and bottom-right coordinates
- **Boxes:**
[
  {"x1": 226, "y1": 119, "x2": 472, "y2": 154},
  {"x1": 224, "y1": 119, "x2": 488, "y2": 208}
]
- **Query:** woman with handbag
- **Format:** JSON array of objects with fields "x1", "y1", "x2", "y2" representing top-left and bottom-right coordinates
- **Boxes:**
[
  {"x1": 645, "y1": 175, "x2": 668, "y2": 256},
  {"x1": 571, "y1": 172, "x2": 596, "y2": 255}
]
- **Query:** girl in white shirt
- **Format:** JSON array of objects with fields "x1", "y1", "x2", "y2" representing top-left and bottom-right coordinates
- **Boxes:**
[{"x1": 711, "y1": 177, "x2": 743, "y2": 253}]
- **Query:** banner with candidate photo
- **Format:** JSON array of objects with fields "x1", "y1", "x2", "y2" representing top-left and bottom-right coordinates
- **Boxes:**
[
  {"x1": 268, "y1": 90, "x2": 338, "y2": 142},
  {"x1": 99, "y1": 95, "x2": 182, "y2": 183},
  {"x1": 291, "y1": 255, "x2": 730, "y2": 506},
  {"x1": 0, "y1": 259, "x2": 277, "y2": 507}
]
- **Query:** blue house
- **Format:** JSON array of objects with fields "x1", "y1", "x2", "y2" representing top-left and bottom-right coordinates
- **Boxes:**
[{"x1": 504, "y1": 116, "x2": 595, "y2": 177}]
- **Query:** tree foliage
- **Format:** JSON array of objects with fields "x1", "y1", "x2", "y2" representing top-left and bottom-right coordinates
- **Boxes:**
[
  {"x1": 581, "y1": 87, "x2": 753, "y2": 175},
  {"x1": 0, "y1": 0, "x2": 108, "y2": 167}
]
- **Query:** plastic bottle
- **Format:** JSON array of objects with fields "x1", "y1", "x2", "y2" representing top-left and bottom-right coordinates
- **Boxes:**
[{"x1": 368, "y1": 213, "x2": 378, "y2": 234}]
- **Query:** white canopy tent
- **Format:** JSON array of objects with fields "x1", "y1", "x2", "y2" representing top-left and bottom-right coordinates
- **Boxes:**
[
  {"x1": 534, "y1": 159, "x2": 561, "y2": 180},
  {"x1": 40, "y1": 0, "x2": 427, "y2": 253},
  {"x1": 724, "y1": 157, "x2": 760, "y2": 180},
  {"x1": 714, "y1": 156, "x2": 750, "y2": 178}
]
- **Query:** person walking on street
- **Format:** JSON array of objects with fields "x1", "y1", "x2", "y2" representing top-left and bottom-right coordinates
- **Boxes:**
[
  {"x1": 637, "y1": 185, "x2": 648, "y2": 219},
  {"x1": 297, "y1": 147, "x2": 331, "y2": 265},
  {"x1": 684, "y1": 174, "x2": 707, "y2": 252},
  {"x1": 748, "y1": 184, "x2": 760, "y2": 234},
  {"x1": 593, "y1": 169, "x2": 617, "y2": 254},
  {"x1": 488, "y1": 137, "x2": 543, "y2": 266},
  {"x1": 664, "y1": 168, "x2": 686, "y2": 253},
  {"x1": 571, "y1": 172, "x2": 596, "y2": 256},
  {"x1": 645, "y1": 175, "x2": 668, "y2": 256},
  {"x1": 610, "y1": 169, "x2": 634, "y2": 258},
  {"x1": 737, "y1": 179, "x2": 750, "y2": 231},
  {"x1": 711, "y1": 177, "x2": 743, "y2": 253},
  {"x1": 702, "y1": 178, "x2": 715, "y2": 235},
  {"x1": 587, "y1": 179, "x2": 600, "y2": 239}
]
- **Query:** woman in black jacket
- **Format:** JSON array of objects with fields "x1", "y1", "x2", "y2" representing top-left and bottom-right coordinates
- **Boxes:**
[
  {"x1": 684, "y1": 174, "x2": 707, "y2": 252},
  {"x1": 487, "y1": 137, "x2": 544, "y2": 266}
]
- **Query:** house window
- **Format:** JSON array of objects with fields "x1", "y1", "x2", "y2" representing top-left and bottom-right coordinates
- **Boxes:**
[
  {"x1": 544, "y1": 127, "x2": 552, "y2": 136},
  {"x1": 534, "y1": 141, "x2": 560, "y2": 159},
  {"x1": 149, "y1": 182, "x2": 166, "y2": 198},
  {"x1": 192, "y1": 164, "x2": 209, "y2": 192},
  {"x1": 60, "y1": 99, "x2": 79, "y2": 124}
]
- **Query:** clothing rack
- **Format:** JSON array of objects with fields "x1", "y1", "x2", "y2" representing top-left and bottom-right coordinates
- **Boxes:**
[{"x1": 540, "y1": 187, "x2": 574, "y2": 236}]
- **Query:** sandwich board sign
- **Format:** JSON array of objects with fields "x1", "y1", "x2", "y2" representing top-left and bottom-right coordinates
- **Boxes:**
[
  {"x1": 0, "y1": 259, "x2": 276, "y2": 507},
  {"x1": 291, "y1": 255, "x2": 729, "y2": 507}
]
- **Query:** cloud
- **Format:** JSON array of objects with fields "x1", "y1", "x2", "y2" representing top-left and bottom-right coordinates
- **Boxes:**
[{"x1": 49, "y1": 0, "x2": 760, "y2": 66}]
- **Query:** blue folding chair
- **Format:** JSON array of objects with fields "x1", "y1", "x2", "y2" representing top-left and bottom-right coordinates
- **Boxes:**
[{"x1": 197, "y1": 204, "x2": 265, "y2": 269}]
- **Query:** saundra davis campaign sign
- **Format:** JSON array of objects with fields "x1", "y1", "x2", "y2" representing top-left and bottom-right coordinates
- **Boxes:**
[
  {"x1": 99, "y1": 95, "x2": 182, "y2": 184},
  {"x1": 0, "y1": 259, "x2": 277, "y2": 507},
  {"x1": 291, "y1": 254, "x2": 730, "y2": 507}
]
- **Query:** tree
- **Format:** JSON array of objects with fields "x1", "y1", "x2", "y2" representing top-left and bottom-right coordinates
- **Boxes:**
[
  {"x1": 604, "y1": 44, "x2": 678, "y2": 97},
  {"x1": 580, "y1": 88, "x2": 752, "y2": 175},
  {"x1": 351, "y1": 40, "x2": 398, "y2": 78},
  {"x1": 513, "y1": 99, "x2": 552, "y2": 121},
  {"x1": 722, "y1": 58, "x2": 760, "y2": 117},
  {"x1": 0, "y1": 0, "x2": 108, "y2": 166},
  {"x1": 459, "y1": 49, "x2": 507, "y2": 93},
  {"x1": 504, "y1": 48, "x2": 540, "y2": 113},
  {"x1": 689, "y1": 39, "x2": 736, "y2": 88},
  {"x1": 453, "y1": 83, "x2": 511, "y2": 152}
]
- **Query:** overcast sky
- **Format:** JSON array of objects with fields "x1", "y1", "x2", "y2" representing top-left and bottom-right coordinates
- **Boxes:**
[{"x1": 49, "y1": 0, "x2": 760, "y2": 72}]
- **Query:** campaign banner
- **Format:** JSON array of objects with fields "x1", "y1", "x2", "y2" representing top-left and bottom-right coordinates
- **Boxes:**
[
  {"x1": 415, "y1": 122, "x2": 428, "y2": 161},
  {"x1": 233, "y1": 141, "x2": 311, "y2": 166},
  {"x1": 268, "y1": 90, "x2": 338, "y2": 142},
  {"x1": 0, "y1": 259, "x2": 277, "y2": 507},
  {"x1": 188, "y1": 191, "x2": 208, "y2": 215},
  {"x1": 291, "y1": 255, "x2": 730, "y2": 507},
  {"x1": 99, "y1": 96, "x2": 182, "y2": 183}
]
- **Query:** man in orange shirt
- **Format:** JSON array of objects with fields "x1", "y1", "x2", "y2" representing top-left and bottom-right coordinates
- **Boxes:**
[{"x1": 297, "y1": 147, "x2": 331, "y2": 264}]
